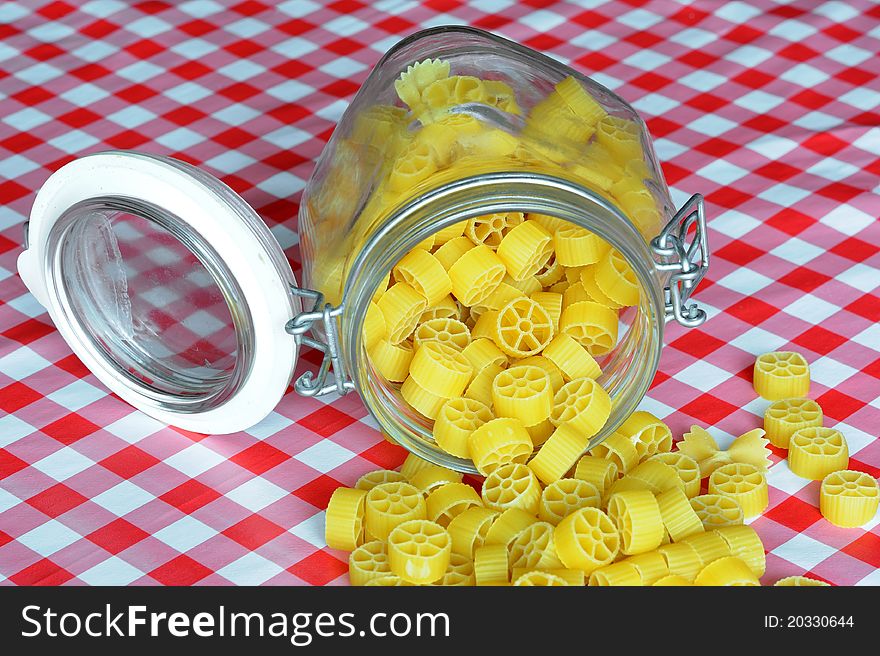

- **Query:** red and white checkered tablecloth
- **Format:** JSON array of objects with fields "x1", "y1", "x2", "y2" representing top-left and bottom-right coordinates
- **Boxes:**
[{"x1": 0, "y1": 0, "x2": 878, "y2": 586}]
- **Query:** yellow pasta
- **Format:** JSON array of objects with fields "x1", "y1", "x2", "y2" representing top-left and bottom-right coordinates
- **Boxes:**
[
  {"x1": 447, "y1": 506, "x2": 498, "y2": 559},
  {"x1": 656, "y1": 542, "x2": 702, "y2": 581},
  {"x1": 530, "y1": 291, "x2": 563, "y2": 330},
  {"x1": 509, "y1": 521, "x2": 563, "y2": 570},
  {"x1": 413, "y1": 317, "x2": 471, "y2": 351},
  {"x1": 433, "y1": 552, "x2": 475, "y2": 586},
  {"x1": 393, "y1": 248, "x2": 452, "y2": 307},
  {"x1": 656, "y1": 487, "x2": 704, "y2": 542},
  {"x1": 680, "y1": 531, "x2": 730, "y2": 566},
  {"x1": 708, "y1": 462, "x2": 769, "y2": 519},
  {"x1": 465, "y1": 212, "x2": 523, "y2": 249},
  {"x1": 563, "y1": 265, "x2": 587, "y2": 285},
  {"x1": 473, "y1": 543, "x2": 509, "y2": 586},
  {"x1": 529, "y1": 423, "x2": 590, "y2": 485},
  {"x1": 325, "y1": 487, "x2": 367, "y2": 551},
  {"x1": 364, "y1": 481, "x2": 427, "y2": 542},
  {"x1": 484, "y1": 507, "x2": 538, "y2": 549},
  {"x1": 649, "y1": 452, "x2": 701, "y2": 498},
  {"x1": 607, "y1": 489, "x2": 664, "y2": 555},
  {"x1": 351, "y1": 104, "x2": 409, "y2": 151},
  {"x1": 355, "y1": 469, "x2": 408, "y2": 492},
  {"x1": 399, "y1": 452, "x2": 433, "y2": 480},
  {"x1": 593, "y1": 248, "x2": 640, "y2": 307},
  {"x1": 426, "y1": 482, "x2": 482, "y2": 527},
  {"x1": 348, "y1": 540, "x2": 391, "y2": 586},
  {"x1": 621, "y1": 551, "x2": 669, "y2": 586},
  {"x1": 433, "y1": 235, "x2": 474, "y2": 271},
  {"x1": 460, "y1": 337, "x2": 507, "y2": 374},
  {"x1": 605, "y1": 475, "x2": 652, "y2": 499},
  {"x1": 534, "y1": 252, "x2": 564, "y2": 287},
  {"x1": 433, "y1": 396, "x2": 493, "y2": 459},
  {"x1": 481, "y1": 462, "x2": 542, "y2": 514},
  {"x1": 420, "y1": 75, "x2": 487, "y2": 121},
  {"x1": 448, "y1": 244, "x2": 507, "y2": 306},
  {"x1": 559, "y1": 300, "x2": 618, "y2": 355},
  {"x1": 788, "y1": 427, "x2": 849, "y2": 480},
  {"x1": 820, "y1": 470, "x2": 879, "y2": 528},
  {"x1": 529, "y1": 212, "x2": 569, "y2": 235},
  {"x1": 496, "y1": 220, "x2": 553, "y2": 281},
  {"x1": 573, "y1": 455, "x2": 618, "y2": 496},
  {"x1": 690, "y1": 494, "x2": 744, "y2": 529},
  {"x1": 364, "y1": 301, "x2": 386, "y2": 351},
  {"x1": 514, "y1": 355, "x2": 564, "y2": 392},
  {"x1": 714, "y1": 525, "x2": 766, "y2": 577},
  {"x1": 469, "y1": 281, "x2": 521, "y2": 322},
  {"x1": 377, "y1": 282, "x2": 427, "y2": 344},
  {"x1": 369, "y1": 338, "x2": 413, "y2": 383},
  {"x1": 409, "y1": 464, "x2": 463, "y2": 493},
  {"x1": 555, "y1": 75, "x2": 606, "y2": 125},
  {"x1": 511, "y1": 567, "x2": 584, "y2": 586},
  {"x1": 492, "y1": 296, "x2": 555, "y2": 358},
  {"x1": 763, "y1": 398, "x2": 823, "y2": 449},
  {"x1": 618, "y1": 411, "x2": 672, "y2": 461},
  {"x1": 387, "y1": 140, "x2": 437, "y2": 192},
  {"x1": 542, "y1": 333, "x2": 601, "y2": 381},
  {"x1": 579, "y1": 263, "x2": 622, "y2": 310},
  {"x1": 539, "y1": 478, "x2": 601, "y2": 524},
  {"x1": 492, "y1": 365, "x2": 554, "y2": 426},
  {"x1": 505, "y1": 274, "x2": 542, "y2": 296},
  {"x1": 549, "y1": 377, "x2": 612, "y2": 439},
  {"x1": 401, "y1": 375, "x2": 448, "y2": 419},
  {"x1": 363, "y1": 574, "x2": 413, "y2": 586},
  {"x1": 652, "y1": 574, "x2": 692, "y2": 586},
  {"x1": 409, "y1": 341, "x2": 473, "y2": 398},
  {"x1": 553, "y1": 224, "x2": 606, "y2": 266},
  {"x1": 554, "y1": 507, "x2": 620, "y2": 573},
  {"x1": 512, "y1": 571, "x2": 569, "y2": 586},
  {"x1": 588, "y1": 561, "x2": 642, "y2": 586},
  {"x1": 627, "y1": 460, "x2": 682, "y2": 494},
  {"x1": 395, "y1": 58, "x2": 450, "y2": 111},
  {"x1": 388, "y1": 519, "x2": 451, "y2": 585},
  {"x1": 589, "y1": 432, "x2": 639, "y2": 474},
  {"x1": 432, "y1": 220, "x2": 467, "y2": 245},
  {"x1": 419, "y1": 294, "x2": 459, "y2": 323},
  {"x1": 463, "y1": 362, "x2": 504, "y2": 407},
  {"x1": 753, "y1": 351, "x2": 810, "y2": 400},
  {"x1": 468, "y1": 417, "x2": 533, "y2": 476},
  {"x1": 678, "y1": 425, "x2": 771, "y2": 477},
  {"x1": 483, "y1": 79, "x2": 520, "y2": 114},
  {"x1": 694, "y1": 556, "x2": 760, "y2": 586},
  {"x1": 774, "y1": 576, "x2": 830, "y2": 587},
  {"x1": 526, "y1": 418, "x2": 555, "y2": 447},
  {"x1": 596, "y1": 115, "x2": 642, "y2": 165},
  {"x1": 562, "y1": 280, "x2": 592, "y2": 308}
]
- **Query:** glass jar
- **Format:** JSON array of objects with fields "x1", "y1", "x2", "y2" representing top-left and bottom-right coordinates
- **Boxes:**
[{"x1": 17, "y1": 26, "x2": 708, "y2": 474}]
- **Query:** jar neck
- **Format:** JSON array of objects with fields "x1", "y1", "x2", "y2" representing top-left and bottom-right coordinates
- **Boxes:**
[{"x1": 342, "y1": 172, "x2": 666, "y2": 472}]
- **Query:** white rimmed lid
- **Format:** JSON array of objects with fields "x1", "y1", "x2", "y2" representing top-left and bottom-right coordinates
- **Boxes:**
[{"x1": 18, "y1": 151, "x2": 300, "y2": 434}]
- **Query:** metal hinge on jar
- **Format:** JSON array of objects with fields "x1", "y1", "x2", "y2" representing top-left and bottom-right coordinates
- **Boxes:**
[
  {"x1": 651, "y1": 193, "x2": 710, "y2": 328},
  {"x1": 285, "y1": 287, "x2": 355, "y2": 396}
]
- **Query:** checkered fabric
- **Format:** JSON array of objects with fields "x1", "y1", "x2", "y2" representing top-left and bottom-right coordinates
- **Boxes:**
[{"x1": 1, "y1": 0, "x2": 878, "y2": 586}]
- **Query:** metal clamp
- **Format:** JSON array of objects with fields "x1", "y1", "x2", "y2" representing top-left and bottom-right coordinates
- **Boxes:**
[
  {"x1": 651, "y1": 193, "x2": 709, "y2": 328},
  {"x1": 285, "y1": 286, "x2": 355, "y2": 397}
]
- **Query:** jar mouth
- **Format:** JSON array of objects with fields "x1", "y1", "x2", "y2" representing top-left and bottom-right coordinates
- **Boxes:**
[{"x1": 343, "y1": 172, "x2": 665, "y2": 474}]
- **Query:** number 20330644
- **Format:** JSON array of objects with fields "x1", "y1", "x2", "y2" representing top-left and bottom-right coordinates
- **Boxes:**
[{"x1": 764, "y1": 616, "x2": 854, "y2": 629}]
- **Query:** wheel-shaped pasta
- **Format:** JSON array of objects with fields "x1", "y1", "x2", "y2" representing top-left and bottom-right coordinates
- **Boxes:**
[
  {"x1": 550, "y1": 377, "x2": 612, "y2": 438},
  {"x1": 788, "y1": 427, "x2": 849, "y2": 480},
  {"x1": 652, "y1": 574, "x2": 692, "y2": 586},
  {"x1": 496, "y1": 220, "x2": 553, "y2": 281},
  {"x1": 469, "y1": 281, "x2": 521, "y2": 322},
  {"x1": 468, "y1": 417, "x2": 533, "y2": 476},
  {"x1": 529, "y1": 423, "x2": 591, "y2": 485},
  {"x1": 420, "y1": 75, "x2": 486, "y2": 119},
  {"x1": 348, "y1": 540, "x2": 392, "y2": 586},
  {"x1": 433, "y1": 396, "x2": 493, "y2": 459},
  {"x1": 364, "y1": 482, "x2": 427, "y2": 542},
  {"x1": 492, "y1": 296, "x2": 555, "y2": 358},
  {"x1": 355, "y1": 469, "x2": 408, "y2": 492},
  {"x1": 426, "y1": 482, "x2": 482, "y2": 527},
  {"x1": 433, "y1": 236, "x2": 473, "y2": 271},
  {"x1": 542, "y1": 333, "x2": 601, "y2": 381},
  {"x1": 368, "y1": 338, "x2": 413, "y2": 383},
  {"x1": 553, "y1": 224, "x2": 606, "y2": 266},
  {"x1": 555, "y1": 76, "x2": 606, "y2": 125},
  {"x1": 649, "y1": 452, "x2": 701, "y2": 498},
  {"x1": 554, "y1": 507, "x2": 620, "y2": 573},
  {"x1": 694, "y1": 556, "x2": 760, "y2": 586},
  {"x1": 763, "y1": 398, "x2": 823, "y2": 448},
  {"x1": 447, "y1": 506, "x2": 498, "y2": 558},
  {"x1": 607, "y1": 489, "x2": 664, "y2": 555},
  {"x1": 409, "y1": 464, "x2": 463, "y2": 493},
  {"x1": 656, "y1": 487, "x2": 704, "y2": 542},
  {"x1": 559, "y1": 301, "x2": 618, "y2": 355},
  {"x1": 596, "y1": 115, "x2": 642, "y2": 165},
  {"x1": 393, "y1": 249, "x2": 452, "y2": 307},
  {"x1": 539, "y1": 478, "x2": 601, "y2": 524},
  {"x1": 774, "y1": 576, "x2": 830, "y2": 587},
  {"x1": 680, "y1": 531, "x2": 731, "y2": 566},
  {"x1": 514, "y1": 355, "x2": 564, "y2": 392},
  {"x1": 473, "y1": 543, "x2": 509, "y2": 586},
  {"x1": 526, "y1": 418, "x2": 555, "y2": 446},
  {"x1": 401, "y1": 375, "x2": 447, "y2": 419},
  {"x1": 434, "y1": 552, "x2": 475, "y2": 586},
  {"x1": 714, "y1": 525, "x2": 766, "y2": 577},
  {"x1": 588, "y1": 561, "x2": 642, "y2": 586},
  {"x1": 627, "y1": 460, "x2": 682, "y2": 494},
  {"x1": 325, "y1": 487, "x2": 367, "y2": 551},
  {"x1": 387, "y1": 140, "x2": 438, "y2": 192},
  {"x1": 535, "y1": 251, "x2": 564, "y2": 287},
  {"x1": 530, "y1": 291, "x2": 563, "y2": 330},
  {"x1": 388, "y1": 519, "x2": 451, "y2": 585},
  {"x1": 484, "y1": 507, "x2": 538, "y2": 548},
  {"x1": 377, "y1": 282, "x2": 426, "y2": 344},
  {"x1": 463, "y1": 363, "x2": 505, "y2": 408},
  {"x1": 481, "y1": 462, "x2": 542, "y2": 514},
  {"x1": 511, "y1": 567, "x2": 584, "y2": 586},
  {"x1": 618, "y1": 411, "x2": 672, "y2": 461},
  {"x1": 460, "y1": 337, "x2": 507, "y2": 374},
  {"x1": 621, "y1": 551, "x2": 669, "y2": 586},
  {"x1": 399, "y1": 452, "x2": 433, "y2": 480},
  {"x1": 413, "y1": 317, "x2": 471, "y2": 351},
  {"x1": 509, "y1": 521, "x2": 564, "y2": 571},
  {"x1": 492, "y1": 365, "x2": 554, "y2": 426},
  {"x1": 562, "y1": 280, "x2": 591, "y2": 307},
  {"x1": 574, "y1": 455, "x2": 618, "y2": 496},
  {"x1": 708, "y1": 463, "x2": 769, "y2": 519},
  {"x1": 363, "y1": 574, "x2": 414, "y2": 586},
  {"x1": 448, "y1": 244, "x2": 507, "y2": 306},
  {"x1": 589, "y1": 432, "x2": 639, "y2": 474},
  {"x1": 690, "y1": 494, "x2": 744, "y2": 529},
  {"x1": 593, "y1": 248, "x2": 640, "y2": 307},
  {"x1": 605, "y1": 475, "x2": 651, "y2": 499},
  {"x1": 394, "y1": 58, "x2": 450, "y2": 111},
  {"x1": 505, "y1": 274, "x2": 542, "y2": 296},
  {"x1": 513, "y1": 571, "x2": 569, "y2": 586},
  {"x1": 364, "y1": 301, "x2": 386, "y2": 351},
  {"x1": 656, "y1": 542, "x2": 703, "y2": 581},
  {"x1": 753, "y1": 351, "x2": 810, "y2": 400},
  {"x1": 409, "y1": 341, "x2": 473, "y2": 399},
  {"x1": 465, "y1": 212, "x2": 523, "y2": 249},
  {"x1": 579, "y1": 264, "x2": 622, "y2": 309},
  {"x1": 820, "y1": 470, "x2": 879, "y2": 528}
]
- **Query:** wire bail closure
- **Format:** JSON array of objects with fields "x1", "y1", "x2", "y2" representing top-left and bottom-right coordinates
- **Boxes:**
[
  {"x1": 286, "y1": 287, "x2": 355, "y2": 397},
  {"x1": 651, "y1": 193, "x2": 710, "y2": 328}
]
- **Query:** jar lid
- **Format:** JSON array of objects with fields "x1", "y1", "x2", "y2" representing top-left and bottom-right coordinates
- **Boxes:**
[{"x1": 18, "y1": 151, "x2": 300, "y2": 434}]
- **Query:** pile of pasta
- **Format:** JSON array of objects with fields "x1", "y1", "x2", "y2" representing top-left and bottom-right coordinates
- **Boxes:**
[{"x1": 323, "y1": 349, "x2": 878, "y2": 586}]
